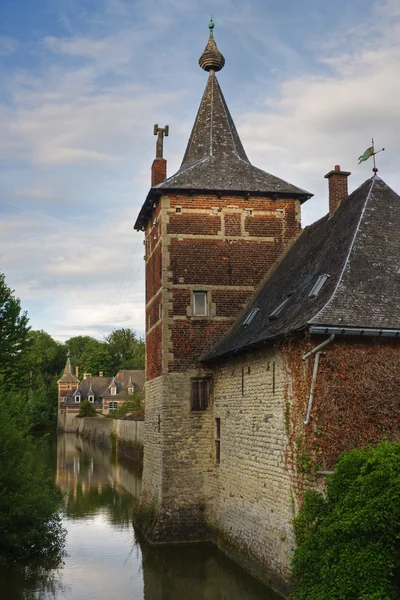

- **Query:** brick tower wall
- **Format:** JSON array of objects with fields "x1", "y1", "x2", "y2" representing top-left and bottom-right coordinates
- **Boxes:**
[{"x1": 140, "y1": 191, "x2": 301, "y2": 541}]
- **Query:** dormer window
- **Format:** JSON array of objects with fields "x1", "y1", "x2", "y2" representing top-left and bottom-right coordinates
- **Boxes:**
[
  {"x1": 309, "y1": 274, "x2": 330, "y2": 299},
  {"x1": 88, "y1": 395, "x2": 94, "y2": 403},
  {"x1": 75, "y1": 394, "x2": 81, "y2": 403},
  {"x1": 111, "y1": 387, "x2": 117, "y2": 396},
  {"x1": 128, "y1": 387, "x2": 134, "y2": 395}
]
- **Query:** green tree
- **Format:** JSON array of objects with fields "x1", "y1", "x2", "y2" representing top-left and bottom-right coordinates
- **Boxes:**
[
  {"x1": 105, "y1": 328, "x2": 145, "y2": 372},
  {"x1": 0, "y1": 389, "x2": 65, "y2": 565},
  {"x1": 25, "y1": 330, "x2": 66, "y2": 385},
  {"x1": 80, "y1": 340, "x2": 113, "y2": 376},
  {"x1": 78, "y1": 399, "x2": 97, "y2": 418},
  {"x1": 23, "y1": 330, "x2": 67, "y2": 430},
  {"x1": 0, "y1": 272, "x2": 30, "y2": 385},
  {"x1": 65, "y1": 335, "x2": 97, "y2": 369},
  {"x1": 291, "y1": 441, "x2": 400, "y2": 600}
]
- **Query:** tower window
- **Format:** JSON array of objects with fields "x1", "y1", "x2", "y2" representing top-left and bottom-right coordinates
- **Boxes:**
[
  {"x1": 191, "y1": 378, "x2": 211, "y2": 411},
  {"x1": 193, "y1": 291, "x2": 208, "y2": 316}
]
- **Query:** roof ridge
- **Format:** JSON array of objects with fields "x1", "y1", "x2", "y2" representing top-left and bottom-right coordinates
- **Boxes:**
[{"x1": 308, "y1": 178, "x2": 375, "y2": 325}]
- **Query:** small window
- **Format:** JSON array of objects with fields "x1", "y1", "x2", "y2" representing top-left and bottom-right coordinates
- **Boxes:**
[
  {"x1": 111, "y1": 387, "x2": 117, "y2": 396},
  {"x1": 75, "y1": 395, "x2": 81, "y2": 403},
  {"x1": 243, "y1": 307, "x2": 259, "y2": 326},
  {"x1": 88, "y1": 395, "x2": 94, "y2": 403},
  {"x1": 128, "y1": 387, "x2": 134, "y2": 395},
  {"x1": 191, "y1": 378, "x2": 211, "y2": 411},
  {"x1": 109, "y1": 401, "x2": 118, "y2": 412},
  {"x1": 215, "y1": 418, "x2": 221, "y2": 464},
  {"x1": 309, "y1": 274, "x2": 330, "y2": 299},
  {"x1": 193, "y1": 291, "x2": 208, "y2": 316},
  {"x1": 269, "y1": 295, "x2": 292, "y2": 320},
  {"x1": 176, "y1": 206, "x2": 182, "y2": 213}
]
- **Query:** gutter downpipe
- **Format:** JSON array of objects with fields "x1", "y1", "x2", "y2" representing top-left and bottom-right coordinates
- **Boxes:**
[{"x1": 302, "y1": 334, "x2": 335, "y2": 425}]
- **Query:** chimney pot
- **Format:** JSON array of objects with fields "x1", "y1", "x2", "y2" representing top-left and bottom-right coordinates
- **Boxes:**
[
  {"x1": 99, "y1": 371, "x2": 103, "y2": 377},
  {"x1": 83, "y1": 372, "x2": 91, "y2": 379},
  {"x1": 324, "y1": 166, "x2": 351, "y2": 217},
  {"x1": 75, "y1": 366, "x2": 79, "y2": 378}
]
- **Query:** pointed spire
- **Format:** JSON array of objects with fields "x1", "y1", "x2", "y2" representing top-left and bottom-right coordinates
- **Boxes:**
[
  {"x1": 64, "y1": 355, "x2": 72, "y2": 376},
  {"x1": 199, "y1": 17, "x2": 225, "y2": 72},
  {"x1": 58, "y1": 354, "x2": 80, "y2": 383}
]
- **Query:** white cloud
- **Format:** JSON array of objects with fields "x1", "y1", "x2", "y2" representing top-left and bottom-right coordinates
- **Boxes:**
[
  {"x1": 239, "y1": 0, "x2": 400, "y2": 225},
  {"x1": 1, "y1": 0, "x2": 399, "y2": 340}
]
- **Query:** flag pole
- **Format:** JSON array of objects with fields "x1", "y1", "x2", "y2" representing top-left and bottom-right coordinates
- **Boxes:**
[{"x1": 372, "y1": 138, "x2": 377, "y2": 175}]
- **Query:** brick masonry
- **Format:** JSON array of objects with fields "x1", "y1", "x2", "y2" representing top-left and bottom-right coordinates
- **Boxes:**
[{"x1": 140, "y1": 189, "x2": 303, "y2": 594}]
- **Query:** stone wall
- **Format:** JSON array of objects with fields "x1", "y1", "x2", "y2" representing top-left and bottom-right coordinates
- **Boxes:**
[
  {"x1": 210, "y1": 347, "x2": 296, "y2": 596},
  {"x1": 59, "y1": 416, "x2": 144, "y2": 464}
]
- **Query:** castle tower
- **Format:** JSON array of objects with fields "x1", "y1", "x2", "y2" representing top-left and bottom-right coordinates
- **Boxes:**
[
  {"x1": 134, "y1": 19, "x2": 311, "y2": 541},
  {"x1": 57, "y1": 355, "x2": 80, "y2": 428}
]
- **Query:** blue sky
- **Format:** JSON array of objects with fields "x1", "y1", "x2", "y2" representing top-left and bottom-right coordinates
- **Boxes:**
[{"x1": 1, "y1": 0, "x2": 399, "y2": 341}]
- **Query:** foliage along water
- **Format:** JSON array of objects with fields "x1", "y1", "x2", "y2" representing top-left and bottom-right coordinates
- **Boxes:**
[{"x1": 0, "y1": 434, "x2": 282, "y2": 600}]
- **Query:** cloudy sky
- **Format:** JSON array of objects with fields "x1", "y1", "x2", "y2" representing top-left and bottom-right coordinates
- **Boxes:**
[{"x1": 1, "y1": 0, "x2": 399, "y2": 341}]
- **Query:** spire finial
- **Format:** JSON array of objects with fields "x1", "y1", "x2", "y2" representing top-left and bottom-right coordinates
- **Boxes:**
[
  {"x1": 199, "y1": 17, "x2": 225, "y2": 72},
  {"x1": 209, "y1": 15, "x2": 214, "y2": 37}
]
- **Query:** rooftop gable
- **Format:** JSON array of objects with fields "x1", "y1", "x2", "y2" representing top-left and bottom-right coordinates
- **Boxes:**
[{"x1": 204, "y1": 177, "x2": 400, "y2": 360}]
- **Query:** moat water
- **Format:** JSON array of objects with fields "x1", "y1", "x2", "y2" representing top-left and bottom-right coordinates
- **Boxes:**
[{"x1": 0, "y1": 434, "x2": 282, "y2": 599}]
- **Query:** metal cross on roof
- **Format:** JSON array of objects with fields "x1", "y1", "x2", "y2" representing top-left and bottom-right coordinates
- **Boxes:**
[{"x1": 154, "y1": 124, "x2": 169, "y2": 159}]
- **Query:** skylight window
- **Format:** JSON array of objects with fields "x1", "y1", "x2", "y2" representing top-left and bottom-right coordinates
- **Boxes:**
[
  {"x1": 243, "y1": 307, "x2": 259, "y2": 326},
  {"x1": 269, "y1": 296, "x2": 291, "y2": 320},
  {"x1": 308, "y1": 274, "x2": 330, "y2": 299}
]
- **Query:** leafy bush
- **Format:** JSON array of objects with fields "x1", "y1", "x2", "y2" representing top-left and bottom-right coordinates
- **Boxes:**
[
  {"x1": 78, "y1": 399, "x2": 97, "y2": 417},
  {"x1": 0, "y1": 390, "x2": 65, "y2": 565},
  {"x1": 291, "y1": 442, "x2": 400, "y2": 599}
]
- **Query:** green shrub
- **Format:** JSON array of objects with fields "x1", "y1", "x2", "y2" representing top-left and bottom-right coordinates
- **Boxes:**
[
  {"x1": 78, "y1": 399, "x2": 97, "y2": 418},
  {"x1": 291, "y1": 441, "x2": 400, "y2": 599},
  {"x1": 0, "y1": 390, "x2": 65, "y2": 565}
]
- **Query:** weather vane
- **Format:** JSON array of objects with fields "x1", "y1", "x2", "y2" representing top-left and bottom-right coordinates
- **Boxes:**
[{"x1": 358, "y1": 138, "x2": 385, "y2": 175}]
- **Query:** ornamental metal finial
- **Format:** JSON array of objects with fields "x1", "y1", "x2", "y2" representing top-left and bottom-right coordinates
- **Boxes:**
[
  {"x1": 199, "y1": 17, "x2": 225, "y2": 72},
  {"x1": 208, "y1": 15, "x2": 214, "y2": 36}
]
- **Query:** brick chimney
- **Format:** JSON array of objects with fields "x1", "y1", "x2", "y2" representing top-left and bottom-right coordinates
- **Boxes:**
[
  {"x1": 151, "y1": 158, "x2": 167, "y2": 187},
  {"x1": 324, "y1": 165, "x2": 351, "y2": 217}
]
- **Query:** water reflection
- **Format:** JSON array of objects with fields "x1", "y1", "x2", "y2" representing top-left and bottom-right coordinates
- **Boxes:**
[
  {"x1": 138, "y1": 536, "x2": 282, "y2": 600},
  {"x1": 1, "y1": 434, "x2": 282, "y2": 599}
]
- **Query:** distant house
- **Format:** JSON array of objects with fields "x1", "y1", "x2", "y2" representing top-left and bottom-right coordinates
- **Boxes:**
[{"x1": 57, "y1": 363, "x2": 145, "y2": 429}]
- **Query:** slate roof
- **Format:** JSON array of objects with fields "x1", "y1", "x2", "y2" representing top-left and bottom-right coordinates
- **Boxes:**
[
  {"x1": 103, "y1": 370, "x2": 144, "y2": 398},
  {"x1": 64, "y1": 376, "x2": 112, "y2": 405},
  {"x1": 135, "y1": 43, "x2": 312, "y2": 231},
  {"x1": 116, "y1": 369, "x2": 145, "y2": 392},
  {"x1": 58, "y1": 357, "x2": 79, "y2": 384},
  {"x1": 204, "y1": 177, "x2": 400, "y2": 361}
]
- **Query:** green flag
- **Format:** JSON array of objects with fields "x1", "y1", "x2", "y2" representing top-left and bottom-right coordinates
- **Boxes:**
[{"x1": 358, "y1": 146, "x2": 374, "y2": 164}]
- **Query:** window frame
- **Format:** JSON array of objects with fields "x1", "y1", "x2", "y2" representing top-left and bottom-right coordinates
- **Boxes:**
[
  {"x1": 192, "y1": 291, "x2": 208, "y2": 317},
  {"x1": 88, "y1": 395, "x2": 94, "y2": 403},
  {"x1": 191, "y1": 377, "x2": 211, "y2": 411}
]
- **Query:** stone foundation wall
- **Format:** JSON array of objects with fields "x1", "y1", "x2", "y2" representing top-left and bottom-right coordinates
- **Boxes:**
[{"x1": 210, "y1": 347, "x2": 296, "y2": 593}]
